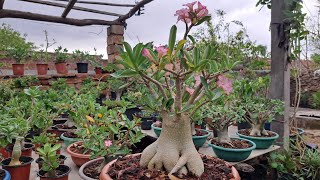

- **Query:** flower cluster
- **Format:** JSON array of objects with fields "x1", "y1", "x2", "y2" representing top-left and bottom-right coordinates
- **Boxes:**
[
  {"x1": 217, "y1": 75, "x2": 233, "y2": 95},
  {"x1": 174, "y1": 1, "x2": 208, "y2": 24},
  {"x1": 142, "y1": 45, "x2": 169, "y2": 62}
]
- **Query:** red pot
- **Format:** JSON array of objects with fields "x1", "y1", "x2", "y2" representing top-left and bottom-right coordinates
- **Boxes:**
[
  {"x1": 2, "y1": 156, "x2": 33, "y2": 180},
  {"x1": 95, "y1": 67, "x2": 102, "y2": 74},
  {"x1": 36, "y1": 63, "x2": 48, "y2": 75},
  {"x1": 6, "y1": 143, "x2": 34, "y2": 157},
  {"x1": 12, "y1": 64, "x2": 25, "y2": 76},
  {"x1": 36, "y1": 155, "x2": 66, "y2": 170},
  {"x1": 0, "y1": 146, "x2": 9, "y2": 159},
  {"x1": 38, "y1": 165, "x2": 71, "y2": 180},
  {"x1": 55, "y1": 63, "x2": 68, "y2": 74},
  {"x1": 66, "y1": 142, "x2": 91, "y2": 167},
  {"x1": 99, "y1": 153, "x2": 241, "y2": 180}
]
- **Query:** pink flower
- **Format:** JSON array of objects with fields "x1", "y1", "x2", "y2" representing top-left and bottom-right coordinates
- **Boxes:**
[
  {"x1": 104, "y1": 140, "x2": 112, "y2": 147},
  {"x1": 195, "y1": 2, "x2": 208, "y2": 19},
  {"x1": 155, "y1": 121, "x2": 162, "y2": 127},
  {"x1": 217, "y1": 75, "x2": 233, "y2": 95},
  {"x1": 142, "y1": 48, "x2": 155, "y2": 62},
  {"x1": 174, "y1": 8, "x2": 191, "y2": 23},
  {"x1": 194, "y1": 76, "x2": 201, "y2": 86},
  {"x1": 186, "y1": 87, "x2": 195, "y2": 95},
  {"x1": 155, "y1": 46, "x2": 168, "y2": 59},
  {"x1": 183, "y1": 1, "x2": 197, "y2": 11}
]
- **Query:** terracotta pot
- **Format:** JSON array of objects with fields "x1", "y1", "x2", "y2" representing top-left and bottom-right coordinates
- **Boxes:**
[
  {"x1": 6, "y1": 143, "x2": 34, "y2": 157},
  {"x1": 36, "y1": 155, "x2": 66, "y2": 170},
  {"x1": 1, "y1": 156, "x2": 33, "y2": 180},
  {"x1": 99, "y1": 153, "x2": 241, "y2": 180},
  {"x1": 38, "y1": 165, "x2": 71, "y2": 180},
  {"x1": 12, "y1": 64, "x2": 25, "y2": 76},
  {"x1": 66, "y1": 142, "x2": 91, "y2": 167},
  {"x1": 36, "y1": 63, "x2": 48, "y2": 75},
  {"x1": 55, "y1": 63, "x2": 68, "y2": 74},
  {"x1": 95, "y1": 67, "x2": 102, "y2": 74}
]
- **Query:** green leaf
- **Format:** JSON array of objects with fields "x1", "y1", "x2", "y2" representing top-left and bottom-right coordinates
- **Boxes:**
[
  {"x1": 111, "y1": 70, "x2": 137, "y2": 78},
  {"x1": 165, "y1": 98, "x2": 174, "y2": 110},
  {"x1": 123, "y1": 42, "x2": 136, "y2": 68},
  {"x1": 178, "y1": 104, "x2": 194, "y2": 113},
  {"x1": 109, "y1": 124, "x2": 119, "y2": 134},
  {"x1": 211, "y1": 88, "x2": 223, "y2": 101},
  {"x1": 271, "y1": 162, "x2": 278, "y2": 168},
  {"x1": 188, "y1": 35, "x2": 196, "y2": 44},
  {"x1": 200, "y1": 76, "x2": 209, "y2": 91},
  {"x1": 195, "y1": 16, "x2": 211, "y2": 26},
  {"x1": 168, "y1": 25, "x2": 177, "y2": 54}
]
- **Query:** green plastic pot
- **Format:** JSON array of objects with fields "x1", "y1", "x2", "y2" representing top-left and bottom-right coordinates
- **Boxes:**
[
  {"x1": 208, "y1": 137, "x2": 256, "y2": 162},
  {"x1": 151, "y1": 124, "x2": 211, "y2": 147},
  {"x1": 237, "y1": 131, "x2": 279, "y2": 149},
  {"x1": 61, "y1": 133, "x2": 78, "y2": 147}
]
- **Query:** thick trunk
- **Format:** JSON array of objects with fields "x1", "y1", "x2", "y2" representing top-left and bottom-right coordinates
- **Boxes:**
[
  {"x1": 9, "y1": 138, "x2": 22, "y2": 166},
  {"x1": 140, "y1": 112, "x2": 204, "y2": 177},
  {"x1": 217, "y1": 126, "x2": 230, "y2": 143},
  {"x1": 250, "y1": 123, "x2": 268, "y2": 136}
]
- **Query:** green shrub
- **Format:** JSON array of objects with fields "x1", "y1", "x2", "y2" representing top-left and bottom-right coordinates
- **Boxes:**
[{"x1": 312, "y1": 91, "x2": 320, "y2": 109}]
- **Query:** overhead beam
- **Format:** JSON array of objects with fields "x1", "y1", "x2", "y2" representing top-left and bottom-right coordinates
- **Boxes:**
[
  {"x1": 0, "y1": 0, "x2": 5, "y2": 9},
  {"x1": 116, "y1": 0, "x2": 153, "y2": 22},
  {"x1": 54, "y1": 0, "x2": 135, "y2": 7},
  {"x1": 61, "y1": 0, "x2": 77, "y2": 18},
  {"x1": 0, "y1": 9, "x2": 123, "y2": 26},
  {"x1": 19, "y1": 0, "x2": 123, "y2": 17}
]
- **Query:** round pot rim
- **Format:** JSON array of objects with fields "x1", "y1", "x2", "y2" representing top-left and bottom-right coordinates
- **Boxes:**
[
  {"x1": 236, "y1": 131, "x2": 279, "y2": 140},
  {"x1": 36, "y1": 63, "x2": 48, "y2": 65},
  {"x1": 55, "y1": 62, "x2": 67, "y2": 64},
  {"x1": 99, "y1": 153, "x2": 240, "y2": 180},
  {"x1": 12, "y1": 63, "x2": 24, "y2": 65},
  {"x1": 60, "y1": 132, "x2": 78, "y2": 141},
  {"x1": 1, "y1": 156, "x2": 34, "y2": 168},
  {"x1": 192, "y1": 129, "x2": 211, "y2": 139},
  {"x1": 208, "y1": 137, "x2": 256, "y2": 152},
  {"x1": 66, "y1": 141, "x2": 91, "y2": 158},
  {"x1": 37, "y1": 164, "x2": 71, "y2": 179},
  {"x1": 6, "y1": 142, "x2": 34, "y2": 152},
  {"x1": 151, "y1": 123, "x2": 161, "y2": 131},
  {"x1": 79, "y1": 157, "x2": 104, "y2": 180}
]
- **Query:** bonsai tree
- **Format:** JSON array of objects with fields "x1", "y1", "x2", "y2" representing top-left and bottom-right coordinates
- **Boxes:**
[
  {"x1": 54, "y1": 46, "x2": 68, "y2": 63},
  {"x1": 6, "y1": 44, "x2": 30, "y2": 64},
  {"x1": 37, "y1": 143, "x2": 62, "y2": 177},
  {"x1": 234, "y1": 77, "x2": 284, "y2": 136},
  {"x1": 112, "y1": 2, "x2": 238, "y2": 176},
  {"x1": 78, "y1": 105, "x2": 144, "y2": 175}
]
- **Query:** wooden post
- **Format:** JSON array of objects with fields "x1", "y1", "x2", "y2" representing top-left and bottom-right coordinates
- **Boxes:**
[{"x1": 270, "y1": 0, "x2": 290, "y2": 149}]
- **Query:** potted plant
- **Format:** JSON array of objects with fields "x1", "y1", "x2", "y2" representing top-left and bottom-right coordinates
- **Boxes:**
[
  {"x1": 0, "y1": 155, "x2": 11, "y2": 180},
  {"x1": 30, "y1": 133, "x2": 60, "y2": 154},
  {"x1": 6, "y1": 44, "x2": 30, "y2": 76},
  {"x1": 234, "y1": 78, "x2": 284, "y2": 149},
  {"x1": 105, "y1": 2, "x2": 241, "y2": 178},
  {"x1": 90, "y1": 48, "x2": 104, "y2": 74},
  {"x1": 203, "y1": 91, "x2": 256, "y2": 162},
  {"x1": 78, "y1": 107, "x2": 144, "y2": 180},
  {"x1": 37, "y1": 143, "x2": 71, "y2": 180},
  {"x1": 72, "y1": 49, "x2": 91, "y2": 73},
  {"x1": 54, "y1": 46, "x2": 69, "y2": 74}
]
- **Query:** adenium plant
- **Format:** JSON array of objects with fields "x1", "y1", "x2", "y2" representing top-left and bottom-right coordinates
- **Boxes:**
[
  {"x1": 113, "y1": 1, "x2": 238, "y2": 177},
  {"x1": 37, "y1": 143, "x2": 61, "y2": 178}
]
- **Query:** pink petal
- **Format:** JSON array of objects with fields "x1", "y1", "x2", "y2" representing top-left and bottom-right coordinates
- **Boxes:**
[
  {"x1": 217, "y1": 75, "x2": 233, "y2": 95},
  {"x1": 186, "y1": 87, "x2": 195, "y2": 95},
  {"x1": 155, "y1": 46, "x2": 168, "y2": 59},
  {"x1": 183, "y1": 1, "x2": 197, "y2": 11},
  {"x1": 104, "y1": 140, "x2": 113, "y2": 147}
]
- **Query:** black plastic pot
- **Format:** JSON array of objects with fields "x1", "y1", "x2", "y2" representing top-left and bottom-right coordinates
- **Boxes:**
[
  {"x1": 76, "y1": 63, "x2": 88, "y2": 73},
  {"x1": 125, "y1": 107, "x2": 142, "y2": 121},
  {"x1": 96, "y1": 94, "x2": 107, "y2": 106},
  {"x1": 141, "y1": 117, "x2": 154, "y2": 130},
  {"x1": 37, "y1": 164, "x2": 71, "y2": 180}
]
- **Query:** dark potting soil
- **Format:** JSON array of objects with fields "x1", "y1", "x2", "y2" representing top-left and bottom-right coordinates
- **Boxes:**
[
  {"x1": 64, "y1": 131, "x2": 77, "y2": 138},
  {"x1": 211, "y1": 139, "x2": 252, "y2": 149},
  {"x1": 42, "y1": 170, "x2": 65, "y2": 178},
  {"x1": 238, "y1": 129, "x2": 277, "y2": 137},
  {"x1": 108, "y1": 154, "x2": 234, "y2": 180},
  {"x1": 70, "y1": 143, "x2": 91, "y2": 155},
  {"x1": 55, "y1": 124, "x2": 77, "y2": 129},
  {"x1": 6, "y1": 143, "x2": 33, "y2": 151},
  {"x1": 194, "y1": 129, "x2": 208, "y2": 136},
  {"x1": 0, "y1": 169, "x2": 5, "y2": 180},
  {"x1": 37, "y1": 155, "x2": 66, "y2": 164},
  {"x1": 83, "y1": 159, "x2": 104, "y2": 179}
]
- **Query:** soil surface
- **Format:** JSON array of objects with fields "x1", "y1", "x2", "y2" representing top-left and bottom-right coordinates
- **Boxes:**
[
  {"x1": 70, "y1": 142, "x2": 91, "y2": 155},
  {"x1": 108, "y1": 154, "x2": 234, "y2": 180},
  {"x1": 238, "y1": 129, "x2": 277, "y2": 137},
  {"x1": 194, "y1": 129, "x2": 208, "y2": 136},
  {"x1": 0, "y1": 169, "x2": 5, "y2": 180},
  {"x1": 37, "y1": 155, "x2": 66, "y2": 164},
  {"x1": 211, "y1": 139, "x2": 252, "y2": 149},
  {"x1": 55, "y1": 124, "x2": 77, "y2": 129},
  {"x1": 64, "y1": 132, "x2": 77, "y2": 138},
  {"x1": 7, "y1": 143, "x2": 33, "y2": 151},
  {"x1": 83, "y1": 159, "x2": 103, "y2": 179},
  {"x1": 42, "y1": 170, "x2": 65, "y2": 178}
]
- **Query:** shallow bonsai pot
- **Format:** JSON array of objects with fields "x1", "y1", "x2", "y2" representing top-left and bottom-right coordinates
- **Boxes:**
[
  {"x1": 208, "y1": 137, "x2": 256, "y2": 162},
  {"x1": 55, "y1": 63, "x2": 68, "y2": 74},
  {"x1": 61, "y1": 132, "x2": 78, "y2": 147},
  {"x1": 151, "y1": 124, "x2": 211, "y2": 147},
  {"x1": 79, "y1": 157, "x2": 104, "y2": 180},
  {"x1": 66, "y1": 141, "x2": 91, "y2": 167},
  {"x1": 36, "y1": 63, "x2": 49, "y2": 75},
  {"x1": 99, "y1": 153, "x2": 240, "y2": 180},
  {"x1": 237, "y1": 130, "x2": 279, "y2": 149},
  {"x1": 1, "y1": 156, "x2": 33, "y2": 180},
  {"x1": 37, "y1": 164, "x2": 71, "y2": 180},
  {"x1": 77, "y1": 62, "x2": 88, "y2": 73},
  {"x1": 1, "y1": 169, "x2": 11, "y2": 180},
  {"x1": 36, "y1": 154, "x2": 66, "y2": 170},
  {"x1": 6, "y1": 143, "x2": 34, "y2": 157},
  {"x1": 12, "y1": 64, "x2": 25, "y2": 76}
]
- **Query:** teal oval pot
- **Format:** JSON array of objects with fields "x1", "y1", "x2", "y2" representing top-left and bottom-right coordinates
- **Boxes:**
[
  {"x1": 208, "y1": 138, "x2": 256, "y2": 162},
  {"x1": 61, "y1": 133, "x2": 78, "y2": 147},
  {"x1": 151, "y1": 124, "x2": 211, "y2": 147},
  {"x1": 237, "y1": 131, "x2": 279, "y2": 149}
]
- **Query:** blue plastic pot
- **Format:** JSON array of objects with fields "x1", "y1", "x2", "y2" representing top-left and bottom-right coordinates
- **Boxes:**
[
  {"x1": 3, "y1": 169, "x2": 11, "y2": 180},
  {"x1": 208, "y1": 137, "x2": 256, "y2": 162}
]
